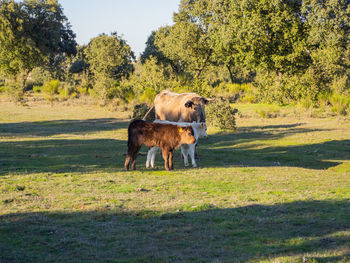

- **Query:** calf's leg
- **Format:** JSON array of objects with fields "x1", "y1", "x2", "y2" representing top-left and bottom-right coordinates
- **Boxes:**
[
  {"x1": 124, "y1": 154, "x2": 131, "y2": 170},
  {"x1": 131, "y1": 145, "x2": 141, "y2": 170},
  {"x1": 169, "y1": 150, "x2": 174, "y2": 170},
  {"x1": 161, "y1": 149, "x2": 170, "y2": 171}
]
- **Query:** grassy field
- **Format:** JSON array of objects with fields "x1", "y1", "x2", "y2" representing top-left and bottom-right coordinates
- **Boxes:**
[{"x1": 1, "y1": 95, "x2": 350, "y2": 263}]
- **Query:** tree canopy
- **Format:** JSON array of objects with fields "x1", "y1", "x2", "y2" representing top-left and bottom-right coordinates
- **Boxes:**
[
  {"x1": 148, "y1": 0, "x2": 350, "y2": 102},
  {"x1": 0, "y1": 0, "x2": 76, "y2": 90},
  {"x1": 84, "y1": 32, "x2": 135, "y2": 101}
]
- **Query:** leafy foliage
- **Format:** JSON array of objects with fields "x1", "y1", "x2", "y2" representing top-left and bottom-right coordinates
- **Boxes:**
[
  {"x1": 206, "y1": 98, "x2": 238, "y2": 131},
  {"x1": 0, "y1": 0, "x2": 76, "y2": 91},
  {"x1": 132, "y1": 103, "x2": 155, "y2": 121},
  {"x1": 84, "y1": 32, "x2": 135, "y2": 102}
]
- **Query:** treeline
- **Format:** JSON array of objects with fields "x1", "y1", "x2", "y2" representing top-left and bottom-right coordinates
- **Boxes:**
[{"x1": 1, "y1": 0, "x2": 350, "y2": 114}]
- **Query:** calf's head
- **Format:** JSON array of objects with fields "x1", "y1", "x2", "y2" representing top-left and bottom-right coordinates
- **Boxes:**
[
  {"x1": 184, "y1": 97, "x2": 209, "y2": 122},
  {"x1": 198, "y1": 122, "x2": 208, "y2": 138},
  {"x1": 178, "y1": 126, "x2": 196, "y2": 145}
]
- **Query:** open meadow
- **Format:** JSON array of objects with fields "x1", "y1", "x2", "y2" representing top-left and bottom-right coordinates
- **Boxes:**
[{"x1": 1, "y1": 96, "x2": 350, "y2": 263}]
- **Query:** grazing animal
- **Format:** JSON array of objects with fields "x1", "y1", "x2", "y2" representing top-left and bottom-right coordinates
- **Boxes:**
[
  {"x1": 124, "y1": 119, "x2": 196, "y2": 171},
  {"x1": 146, "y1": 120, "x2": 207, "y2": 168},
  {"x1": 154, "y1": 90, "x2": 209, "y2": 123},
  {"x1": 154, "y1": 90, "x2": 210, "y2": 159}
]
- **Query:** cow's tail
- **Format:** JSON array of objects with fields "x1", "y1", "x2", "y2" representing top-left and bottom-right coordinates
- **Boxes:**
[{"x1": 142, "y1": 105, "x2": 155, "y2": 120}]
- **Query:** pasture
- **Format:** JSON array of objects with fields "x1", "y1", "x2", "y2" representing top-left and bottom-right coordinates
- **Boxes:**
[{"x1": 1, "y1": 96, "x2": 350, "y2": 263}]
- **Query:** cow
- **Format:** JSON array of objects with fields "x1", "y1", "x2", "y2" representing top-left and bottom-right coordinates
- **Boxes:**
[
  {"x1": 146, "y1": 120, "x2": 207, "y2": 168},
  {"x1": 154, "y1": 91, "x2": 209, "y2": 123},
  {"x1": 154, "y1": 90, "x2": 210, "y2": 159},
  {"x1": 124, "y1": 119, "x2": 196, "y2": 171}
]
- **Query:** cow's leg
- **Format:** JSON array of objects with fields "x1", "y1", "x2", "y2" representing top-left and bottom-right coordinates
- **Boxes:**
[
  {"x1": 169, "y1": 150, "x2": 174, "y2": 170},
  {"x1": 131, "y1": 146, "x2": 141, "y2": 170},
  {"x1": 189, "y1": 144, "x2": 197, "y2": 168},
  {"x1": 150, "y1": 147, "x2": 158, "y2": 168},
  {"x1": 161, "y1": 148, "x2": 170, "y2": 171},
  {"x1": 146, "y1": 147, "x2": 156, "y2": 168},
  {"x1": 194, "y1": 142, "x2": 200, "y2": 160},
  {"x1": 146, "y1": 148, "x2": 151, "y2": 168},
  {"x1": 181, "y1": 145, "x2": 189, "y2": 167},
  {"x1": 146, "y1": 147, "x2": 158, "y2": 168}
]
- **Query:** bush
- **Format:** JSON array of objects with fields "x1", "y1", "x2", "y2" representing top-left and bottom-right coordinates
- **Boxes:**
[
  {"x1": 1, "y1": 82, "x2": 24, "y2": 103},
  {"x1": 213, "y1": 82, "x2": 257, "y2": 103},
  {"x1": 128, "y1": 57, "x2": 178, "y2": 104},
  {"x1": 59, "y1": 83, "x2": 79, "y2": 100},
  {"x1": 132, "y1": 103, "x2": 155, "y2": 121},
  {"x1": 30, "y1": 67, "x2": 52, "y2": 86},
  {"x1": 42, "y1": 80, "x2": 60, "y2": 95},
  {"x1": 330, "y1": 93, "x2": 350, "y2": 116},
  {"x1": 255, "y1": 106, "x2": 280, "y2": 118},
  {"x1": 33, "y1": 85, "x2": 42, "y2": 93},
  {"x1": 206, "y1": 98, "x2": 238, "y2": 131}
]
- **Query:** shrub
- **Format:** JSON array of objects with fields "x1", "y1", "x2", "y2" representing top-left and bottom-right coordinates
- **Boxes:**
[
  {"x1": 30, "y1": 67, "x2": 52, "y2": 86},
  {"x1": 211, "y1": 82, "x2": 258, "y2": 103},
  {"x1": 41, "y1": 80, "x2": 61, "y2": 104},
  {"x1": 59, "y1": 83, "x2": 79, "y2": 100},
  {"x1": 132, "y1": 103, "x2": 155, "y2": 121},
  {"x1": 256, "y1": 107, "x2": 280, "y2": 118},
  {"x1": 330, "y1": 93, "x2": 350, "y2": 116},
  {"x1": 77, "y1": 85, "x2": 90, "y2": 96},
  {"x1": 1, "y1": 82, "x2": 24, "y2": 103},
  {"x1": 42, "y1": 80, "x2": 60, "y2": 95},
  {"x1": 206, "y1": 98, "x2": 238, "y2": 131},
  {"x1": 33, "y1": 85, "x2": 42, "y2": 93},
  {"x1": 189, "y1": 79, "x2": 213, "y2": 97},
  {"x1": 129, "y1": 57, "x2": 178, "y2": 104}
]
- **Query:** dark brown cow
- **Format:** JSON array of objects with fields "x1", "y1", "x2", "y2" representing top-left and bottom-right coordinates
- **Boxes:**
[{"x1": 124, "y1": 119, "x2": 196, "y2": 171}]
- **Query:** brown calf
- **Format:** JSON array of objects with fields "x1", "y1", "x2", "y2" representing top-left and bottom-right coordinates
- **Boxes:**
[{"x1": 124, "y1": 119, "x2": 196, "y2": 171}]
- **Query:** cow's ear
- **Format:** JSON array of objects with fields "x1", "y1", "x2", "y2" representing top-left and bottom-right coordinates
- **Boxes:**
[
  {"x1": 184, "y1": 100, "x2": 194, "y2": 108},
  {"x1": 201, "y1": 98, "x2": 209, "y2": 105}
]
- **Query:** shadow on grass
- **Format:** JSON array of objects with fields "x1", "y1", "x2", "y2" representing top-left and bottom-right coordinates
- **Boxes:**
[
  {"x1": 1, "y1": 121, "x2": 349, "y2": 174},
  {"x1": 0, "y1": 118, "x2": 129, "y2": 137},
  {"x1": 1, "y1": 200, "x2": 349, "y2": 262},
  {"x1": 0, "y1": 138, "x2": 127, "y2": 175},
  {"x1": 197, "y1": 123, "x2": 349, "y2": 170}
]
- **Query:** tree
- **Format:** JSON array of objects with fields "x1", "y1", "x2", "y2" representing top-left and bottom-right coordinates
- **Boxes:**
[
  {"x1": 0, "y1": 0, "x2": 76, "y2": 92},
  {"x1": 302, "y1": 0, "x2": 350, "y2": 94},
  {"x1": 84, "y1": 32, "x2": 135, "y2": 101},
  {"x1": 155, "y1": 0, "x2": 215, "y2": 80}
]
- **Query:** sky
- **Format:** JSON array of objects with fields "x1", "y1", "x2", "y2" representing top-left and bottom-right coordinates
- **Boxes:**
[{"x1": 58, "y1": 0, "x2": 181, "y2": 57}]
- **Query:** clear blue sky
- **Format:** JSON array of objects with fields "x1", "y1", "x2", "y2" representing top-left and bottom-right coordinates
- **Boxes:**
[{"x1": 58, "y1": 0, "x2": 180, "y2": 57}]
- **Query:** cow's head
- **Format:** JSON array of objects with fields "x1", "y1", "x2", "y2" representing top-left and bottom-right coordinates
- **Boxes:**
[
  {"x1": 184, "y1": 97, "x2": 209, "y2": 122},
  {"x1": 178, "y1": 126, "x2": 196, "y2": 145}
]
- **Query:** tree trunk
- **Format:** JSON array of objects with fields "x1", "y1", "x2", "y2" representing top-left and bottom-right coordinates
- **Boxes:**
[
  {"x1": 227, "y1": 65, "x2": 234, "y2": 84},
  {"x1": 20, "y1": 70, "x2": 31, "y2": 94},
  {"x1": 195, "y1": 50, "x2": 212, "y2": 79}
]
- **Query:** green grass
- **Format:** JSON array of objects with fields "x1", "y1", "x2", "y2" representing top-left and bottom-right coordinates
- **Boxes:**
[{"x1": 1, "y1": 96, "x2": 350, "y2": 262}]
